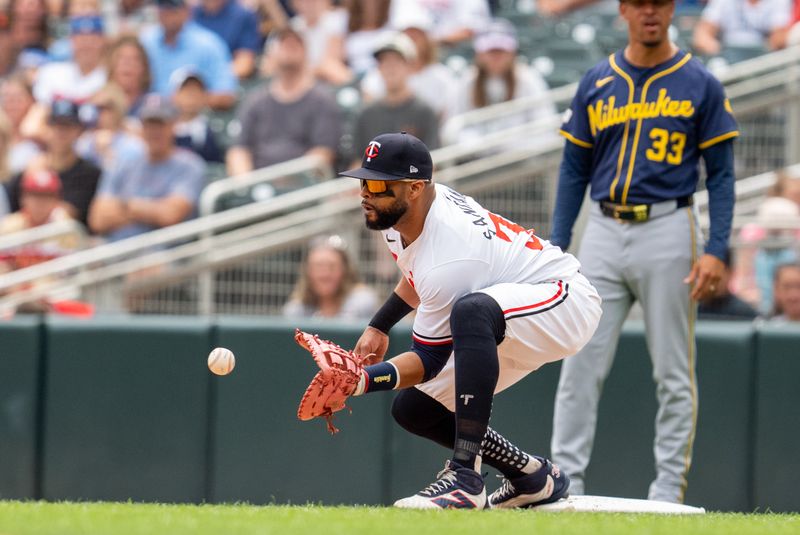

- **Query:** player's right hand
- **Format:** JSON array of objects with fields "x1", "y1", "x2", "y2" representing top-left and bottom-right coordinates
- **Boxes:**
[{"x1": 354, "y1": 326, "x2": 389, "y2": 365}]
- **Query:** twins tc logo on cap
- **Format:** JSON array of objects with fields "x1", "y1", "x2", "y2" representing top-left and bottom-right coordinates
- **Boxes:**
[{"x1": 365, "y1": 141, "x2": 381, "y2": 162}]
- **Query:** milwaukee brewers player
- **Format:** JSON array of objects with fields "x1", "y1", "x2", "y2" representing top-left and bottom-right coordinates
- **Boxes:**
[
  {"x1": 549, "y1": 0, "x2": 738, "y2": 503},
  {"x1": 339, "y1": 132, "x2": 601, "y2": 509}
]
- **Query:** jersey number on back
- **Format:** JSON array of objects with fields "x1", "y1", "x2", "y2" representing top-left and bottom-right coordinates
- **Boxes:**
[
  {"x1": 488, "y1": 212, "x2": 543, "y2": 251},
  {"x1": 646, "y1": 128, "x2": 687, "y2": 165}
]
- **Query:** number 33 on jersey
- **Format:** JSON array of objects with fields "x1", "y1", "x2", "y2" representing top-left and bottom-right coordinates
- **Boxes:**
[{"x1": 559, "y1": 50, "x2": 739, "y2": 206}]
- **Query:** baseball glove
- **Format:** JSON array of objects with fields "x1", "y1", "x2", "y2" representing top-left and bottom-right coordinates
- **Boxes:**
[{"x1": 295, "y1": 329, "x2": 366, "y2": 434}]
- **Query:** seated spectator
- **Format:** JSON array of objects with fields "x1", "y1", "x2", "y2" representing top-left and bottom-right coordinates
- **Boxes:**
[
  {"x1": 0, "y1": 169, "x2": 78, "y2": 274},
  {"x1": 692, "y1": 0, "x2": 791, "y2": 56},
  {"x1": 107, "y1": 36, "x2": 152, "y2": 119},
  {"x1": 285, "y1": 0, "x2": 351, "y2": 85},
  {"x1": 390, "y1": 0, "x2": 490, "y2": 46},
  {"x1": 5, "y1": 100, "x2": 101, "y2": 227},
  {"x1": 732, "y1": 194, "x2": 800, "y2": 314},
  {"x1": 769, "y1": 263, "x2": 800, "y2": 322},
  {"x1": 33, "y1": 14, "x2": 108, "y2": 104},
  {"x1": 227, "y1": 28, "x2": 342, "y2": 177},
  {"x1": 75, "y1": 83, "x2": 147, "y2": 172},
  {"x1": 192, "y1": 0, "x2": 261, "y2": 80},
  {"x1": 0, "y1": 7, "x2": 18, "y2": 78},
  {"x1": 351, "y1": 32, "x2": 439, "y2": 165},
  {"x1": 360, "y1": 14, "x2": 455, "y2": 119},
  {"x1": 445, "y1": 19, "x2": 556, "y2": 145},
  {"x1": 535, "y1": 0, "x2": 611, "y2": 18},
  {"x1": 140, "y1": 0, "x2": 238, "y2": 110},
  {"x1": 9, "y1": 0, "x2": 50, "y2": 58},
  {"x1": 0, "y1": 111, "x2": 12, "y2": 215},
  {"x1": 0, "y1": 76, "x2": 42, "y2": 174},
  {"x1": 343, "y1": 0, "x2": 395, "y2": 77},
  {"x1": 698, "y1": 249, "x2": 759, "y2": 321},
  {"x1": 283, "y1": 234, "x2": 378, "y2": 319},
  {"x1": 106, "y1": 0, "x2": 158, "y2": 36},
  {"x1": 88, "y1": 94, "x2": 206, "y2": 242},
  {"x1": 170, "y1": 69, "x2": 224, "y2": 163}
]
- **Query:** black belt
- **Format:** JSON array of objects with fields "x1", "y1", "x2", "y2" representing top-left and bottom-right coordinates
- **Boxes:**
[{"x1": 599, "y1": 196, "x2": 693, "y2": 222}]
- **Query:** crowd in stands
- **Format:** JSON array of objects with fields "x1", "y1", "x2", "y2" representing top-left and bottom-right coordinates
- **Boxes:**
[{"x1": 0, "y1": 0, "x2": 796, "y2": 320}]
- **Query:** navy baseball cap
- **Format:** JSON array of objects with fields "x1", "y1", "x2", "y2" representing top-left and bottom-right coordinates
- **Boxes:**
[
  {"x1": 340, "y1": 132, "x2": 433, "y2": 182},
  {"x1": 48, "y1": 99, "x2": 82, "y2": 125}
]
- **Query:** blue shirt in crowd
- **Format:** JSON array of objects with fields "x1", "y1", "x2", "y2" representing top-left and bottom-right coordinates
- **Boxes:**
[
  {"x1": 140, "y1": 21, "x2": 237, "y2": 96},
  {"x1": 96, "y1": 148, "x2": 206, "y2": 242},
  {"x1": 192, "y1": 0, "x2": 261, "y2": 54}
]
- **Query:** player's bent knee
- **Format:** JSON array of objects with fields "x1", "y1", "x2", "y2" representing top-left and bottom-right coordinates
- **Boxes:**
[{"x1": 450, "y1": 292, "x2": 506, "y2": 344}]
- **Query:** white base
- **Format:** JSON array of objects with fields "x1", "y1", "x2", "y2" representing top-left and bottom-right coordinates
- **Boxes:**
[{"x1": 530, "y1": 495, "x2": 706, "y2": 514}]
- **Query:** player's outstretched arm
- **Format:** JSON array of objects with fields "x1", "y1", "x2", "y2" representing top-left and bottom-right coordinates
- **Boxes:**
[{"x1": 356, "y1": 277, "x2": 418, "y2": 364}]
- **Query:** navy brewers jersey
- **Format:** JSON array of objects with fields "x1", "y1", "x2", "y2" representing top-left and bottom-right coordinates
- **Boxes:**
[{"x1": 559, "y1": 49, "x2": 738, "y2": 205}]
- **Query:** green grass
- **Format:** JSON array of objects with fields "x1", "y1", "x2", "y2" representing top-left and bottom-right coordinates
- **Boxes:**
[{"x1": 0, "y1": 502, "x2": 797, "y2": 535}]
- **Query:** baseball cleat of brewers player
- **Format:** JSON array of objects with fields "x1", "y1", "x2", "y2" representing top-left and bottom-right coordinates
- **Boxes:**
[{"x1": 333, "y1": 132, "x2": 601, "y2": 509}]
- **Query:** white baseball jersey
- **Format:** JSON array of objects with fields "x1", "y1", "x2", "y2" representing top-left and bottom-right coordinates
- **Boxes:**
[{"x1": 383, "y1": 184, "x2": 581, "y2": 346}]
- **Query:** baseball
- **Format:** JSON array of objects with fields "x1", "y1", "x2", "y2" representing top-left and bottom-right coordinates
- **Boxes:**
[{"x1": 208, "y1": 347, "x2": 236, "y2": 376}]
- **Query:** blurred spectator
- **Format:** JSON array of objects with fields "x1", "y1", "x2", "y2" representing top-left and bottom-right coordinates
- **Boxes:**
[
  {"x1": 5, "y1": 100, "x2": 101, "y2": 226},
  {"x1": 227, "y1": 28, "x2": 342, "y2": 177},
  {"x1": 192, "y1": 0, "x2": 261, "y2": 80},
  {"x1": 692, "y1": 0, "x2": 791, "y2": 56},
  {"x1": 351, "y1": 32, "x2": 439, "y2": 165},
  {"x1": 103, "y1": 0, "x2": 159, "y2": 36},
  {"x1": 33, "y1": 14, "x2": 108, "y2": 104},
  {"x1": 360, "y1": 14, "x2": 455, "y2": 118},
  {"x1": 140, "y1": 0, "x2": 237, "y2": 110},
  {"x1": 283, "y1": 234, "x2": 378, "y2": 319},
  {"x1": 770, "y1": 263, "x2": 800, "y2": 322},
  {"x1": 0, "y1": 169, "x2": 78, "y2": 274},
  {"x1": 170, "y1": 69, "x2": 224, "y2": 163},
  {"x1": 733, "y1": 195, "x2": 800, "y2": 314},
  {"x1": 343, "y1": 0, "x2": 395, "y2": 77},
  {"x1": 0, "y1": 76, "x2": 42, "y2": 174},
  {"x1": 445, "y1": 19, "x2": 556, "y2": 145},
  {"x1": 107, "y1": 35, "x2": 152, "y2": 119},
  {"x1": 0, "y1": 7, "x2": 18, "y2": 78},
  {"x1": 535, "y1": 0, "x2": 609, "y2": 17},
  {"x1": 282, "y1": 0, "x2": 351, "y2": 85},
  {"x1": 244, "y1": 0, "x2": 290, "y2": 37},
  {"x1": 9, "y1": 0, "x2": 50, "y2": 56},
  {"x1": 390, "y1": 0, "x2": 490, "y2": 46},
  {"x1": 75, "y1": 83, "x2": 147, "y2": 172},
  {"x1": 88, "y1": 94, "x2": 206, "y2": 241},
  {"x1": 698, "y1": 249, "x2": 759, "y2": 320}
]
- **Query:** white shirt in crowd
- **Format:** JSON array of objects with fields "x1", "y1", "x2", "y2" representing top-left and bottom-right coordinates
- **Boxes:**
[
  {"x1": 33, "y1": 62, "x2": 107, "y2": 104},
  {"x1": 390, "y1": 0, "x2": 491, "y2": 42},
  {"x1": 360, "y1": 62, "x2": 456, "y2": 118},
  {"x1": 701, "y1": 0, "x2": 791, "y2": 47},
  {"x1": 290, "y1": 8, "x2": 348, "y2": 69}
]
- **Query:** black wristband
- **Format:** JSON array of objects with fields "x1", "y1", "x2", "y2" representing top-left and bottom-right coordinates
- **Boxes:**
[{"x1": 368, "y1": 292, "x2": 414, "y2": 334}]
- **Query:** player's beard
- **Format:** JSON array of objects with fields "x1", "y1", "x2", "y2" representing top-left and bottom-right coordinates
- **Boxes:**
[{"x1": 364, "y1": 198, "x2": 409, "y2": 230}]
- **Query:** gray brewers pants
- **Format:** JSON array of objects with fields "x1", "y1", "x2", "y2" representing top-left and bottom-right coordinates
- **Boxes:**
[{"x1": 551, "y1": 202, "x2": 702, "y2": 503}]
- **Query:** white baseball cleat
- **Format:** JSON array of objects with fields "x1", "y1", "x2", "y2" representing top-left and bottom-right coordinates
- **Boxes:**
[
  {"x1": 488, "y1": 457, "x2": 570, "y2": 509},
  {"x1": 394, "y1": 460, "x2": 486, "y2": 510}
]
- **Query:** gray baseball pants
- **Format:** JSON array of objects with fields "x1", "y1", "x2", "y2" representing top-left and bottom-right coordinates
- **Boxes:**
[{"x1": 551, "y1": 202, "x2": 701, "y2": 503}]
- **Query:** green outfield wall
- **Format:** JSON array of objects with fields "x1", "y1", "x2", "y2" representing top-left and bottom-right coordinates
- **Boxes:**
[{"x1": 0, "y1": 316, "x2": 797, "y2": 512}]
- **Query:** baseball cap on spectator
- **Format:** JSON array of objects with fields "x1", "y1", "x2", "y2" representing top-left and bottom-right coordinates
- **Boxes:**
[
  {"x1": 340, "y1": 132, "x2": 433, "y2": 182},
  {"x1": 373, "y1": 32, "x2": 418, "y2": 62},
  {"x1": 138, "y1": 93, "x2": 178, "y2": 122},
  {"x1": 155, "y1": 0, "x2": 186, "y2": 7},
  {"x1": 69, "y1": 15, "x2": 104, "y2": 35},
  {"x1": 21, "y1": 169, "x2": 62, "y2": 196},
  {"x1": 168, "y1": 67, "x2": 206, "y2": 93},
  {"x1": 474, "y1": 19, "x2": 518, "y2": 53},
  {"x1": 48, "y1": 100, "x2": 82, "y2": 126}
]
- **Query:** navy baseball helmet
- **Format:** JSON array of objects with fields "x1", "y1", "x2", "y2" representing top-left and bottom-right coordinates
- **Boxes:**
[{"x1": 340, "y1": 132, "x2": 433, "y2": 182}]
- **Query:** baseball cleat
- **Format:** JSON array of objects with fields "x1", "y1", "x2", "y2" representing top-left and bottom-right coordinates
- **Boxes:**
[
  {"x1": 488, "y1": 457, "x2": 569, "y2": 509},
  {"x1": 394, "y1": 460, "x2": 486, "y2": 509}
]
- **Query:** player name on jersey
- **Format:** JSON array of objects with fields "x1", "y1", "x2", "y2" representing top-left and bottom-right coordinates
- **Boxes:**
[{"x1": 588, "y1": 88, "x2": 695, "y2": 136}]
